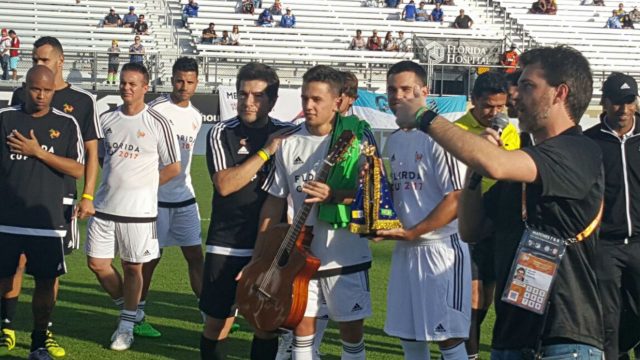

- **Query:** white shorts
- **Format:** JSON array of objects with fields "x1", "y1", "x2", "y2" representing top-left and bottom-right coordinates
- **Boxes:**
[
  {"x1": 157, "y1": 203, "x2": 202, "y2": 248},
  {"x1": 304, "y1": 270, "x2": 371, "y2": 322},
  {"x1": 384, "y1": 233, "x2": 471, "y2": 341},
  {"x1": 85, "y1": 216, "x2": 160, "y2": 263}
]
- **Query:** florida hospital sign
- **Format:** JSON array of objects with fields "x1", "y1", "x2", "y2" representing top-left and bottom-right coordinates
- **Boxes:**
[{"x1": 422, "y1": 39, "x2": 502, "y2": 65}]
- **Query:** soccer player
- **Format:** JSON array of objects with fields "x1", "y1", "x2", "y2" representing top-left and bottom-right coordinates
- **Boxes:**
[
  {"x1": 453, "y1": 71, "x2": 520, "y2": 360},
  {"x1": 0, "y1": 65, "x2": 84, "y2": 360},
  {"x1": 136, "y1": 57, "x2": 204, "y2": 338},
  {"x1": 85, "y1": 62, "x2": 181, "y2": 351},
  {"x1": 2, "y1": 36, "x2": 101, "y2": 358},
  {"x1": 200, "y1": 62, "x2": 293, "y2": 359},
  {"x1": 379, "y1": 60, "x2": 470, "y2": 359},
  {"x1": 260, "y1": 65, "x2": 376, "y2": 360}
]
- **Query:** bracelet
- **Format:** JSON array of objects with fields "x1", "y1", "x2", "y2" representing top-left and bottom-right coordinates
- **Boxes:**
[
  {"x1": 82, "y1": 193, "x2": 94, "y2": 201},
  {"x1": 256, "y1": 149, "x2": 270, "y2": 161},
  {"x1": 417, "y1": 109, "x2": 439, "y2": 133}
]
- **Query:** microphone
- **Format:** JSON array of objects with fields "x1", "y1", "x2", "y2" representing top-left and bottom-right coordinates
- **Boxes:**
[{"x1": 467, "y1": 113, "x2": 510, "y2": 190}]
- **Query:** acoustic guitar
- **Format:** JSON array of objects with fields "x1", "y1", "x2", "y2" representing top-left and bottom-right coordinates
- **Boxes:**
[{"x1": 236, "y1": 130, "x2": 356, "y2": 332}]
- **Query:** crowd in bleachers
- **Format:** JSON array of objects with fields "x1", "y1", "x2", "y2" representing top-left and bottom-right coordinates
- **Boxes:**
[{"x1": 100, "y1": 6, "x2": 151, "y2": 34}]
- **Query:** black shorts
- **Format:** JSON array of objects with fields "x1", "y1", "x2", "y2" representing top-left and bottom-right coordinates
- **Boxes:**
[
  {"x1": 0, "y1": 233, "x2": 66, "y2": 279},
  {"x1": 199, "y1": 253, "x2": 251, "y2": 319},
  {"x1": 108, "y1": 63, "x2": 119, "y2": 73},
  {"x1": 470, "y1": 236, "x2": 495, "y2": 282}
]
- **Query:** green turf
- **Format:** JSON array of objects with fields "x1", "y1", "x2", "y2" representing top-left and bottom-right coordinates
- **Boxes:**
[{"x1": 5, "y1": 156, "x2": 497, "y2": 359}]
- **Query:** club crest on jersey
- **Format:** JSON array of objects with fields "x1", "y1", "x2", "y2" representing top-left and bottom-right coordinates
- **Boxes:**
[
  {"x1": 137, "y1": 130, "x2": 146, "y2": 138},
  {"x1": 63, "y1": 103, "x2": 74, "y2": 113},
  {"x1": 237, "y1": 138, "x2": 249, "y2": 155},
  {"x1": 415, "y1": 152, "x2": 423, "y2": 162},
  {"x1": 49, "y1": 129, "x2": 60, "y2": 139}
]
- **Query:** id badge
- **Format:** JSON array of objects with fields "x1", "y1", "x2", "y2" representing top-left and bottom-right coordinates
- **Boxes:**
[{"x1": 501, "y1": 228, "x2": 567, "y2": 315}]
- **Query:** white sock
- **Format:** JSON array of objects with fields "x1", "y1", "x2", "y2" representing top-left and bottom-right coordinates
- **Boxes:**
[
  {"x1": 118, "y1": 310, "x2": 137, "y2": 332},
  {"x1": 341, "y1": 338, "x2": 365, "y2": 360},
  {"x1": 113, "y1": 297, "x2": 124, "y2": 310},
  {"x1": 292, "y1": 334, "x2": 314, "y2": 360},
  {"x1": 401, "y1": 340, "x2": 431, "y2": 360},
  {"x1": 313, "y1": 317, "x2": 328, "y2": 354},
  {"x1": 136, "y1": 301, "x2": 146, "y2": 322},
  {"x1": 440, "y1": 341, "x2": 467, "y2": 360}
]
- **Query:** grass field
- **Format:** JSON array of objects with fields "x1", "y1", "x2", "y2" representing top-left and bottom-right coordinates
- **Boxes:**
[{"x1": 5, "y1": 155, "x2": 496, "y2": 359}]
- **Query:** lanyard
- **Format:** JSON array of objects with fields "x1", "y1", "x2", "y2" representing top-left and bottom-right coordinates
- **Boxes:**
[{"x1": 521, "y1": 183, "x2": 603, "y2": 244}]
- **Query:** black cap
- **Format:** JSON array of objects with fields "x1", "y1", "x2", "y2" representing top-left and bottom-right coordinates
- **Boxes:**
[{"x1": 602, "y1": 73, "x2": 638, "y2": 104}]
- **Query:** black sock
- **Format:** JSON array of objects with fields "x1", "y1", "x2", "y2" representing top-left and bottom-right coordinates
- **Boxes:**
[
  {"x1": 465, "y1": 309, "x2": 482, "y2": 357},
  {"x1": 0, "y1": 296, "x2": 18, "y2": 323},
  {"x1": 250, "y1": 336, "x2": 278, "y2": 360},
  {"x1": 200, "y1": 335, "x2": 227, "y2": 360},
  {"x1": 31, "y1": 330, "x2": 47, "y2": 351},
  {"x1": 477, "y1": 308, "x2": 488, "y2": 325}
]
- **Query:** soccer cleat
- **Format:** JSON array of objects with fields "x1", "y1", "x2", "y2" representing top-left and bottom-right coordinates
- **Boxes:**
[
  {"x1": 27, "y1": 348, "x2": 53, "y2": 360},
  {"x1": 275, "y1": 331, "x2": 293, "y2": 360},
  {"x1": 133, "y1": 320, "x2": 161, "y2": 338},
  {"x1": 0, "y1": 328, "x2": 16, "y2": 356},
  {"x1": 110, "y1": 329, "x2": 134, "y2": 351},
  {"x1": 44, "y1": 331, "x2": 65, "y2": 358}
]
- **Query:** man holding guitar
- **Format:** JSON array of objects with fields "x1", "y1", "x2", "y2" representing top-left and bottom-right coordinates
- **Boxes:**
[
  {"x1": 257, "y1": 65, "x2": 377, "y2": 360},
  {"x1": 200, "y1": 62, "x2": 294, "y2": 359}
]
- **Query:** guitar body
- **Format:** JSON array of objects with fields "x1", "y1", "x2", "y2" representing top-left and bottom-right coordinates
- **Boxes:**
[{"x1": 236, "y1": 223, "x2": 320, "y2": 332}]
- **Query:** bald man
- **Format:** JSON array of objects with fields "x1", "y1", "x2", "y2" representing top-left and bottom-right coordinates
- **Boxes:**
[{"x1": 0, "y1": 65, "x2": 84, "y2": 359}]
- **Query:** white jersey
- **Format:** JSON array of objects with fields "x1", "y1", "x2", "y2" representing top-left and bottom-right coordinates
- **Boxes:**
[
  {"x1": 263, "y1": 125, "x2": 373, "y2": 271},
  {"x1": 384, "y1": 128, "x2": 466, "y2": 240},
  {"x1": 95, "y1": 105, "x2": 180, "y2": 219},
  {"x1": 149, "y1": 95, "x2": 202, "y2": 203}
]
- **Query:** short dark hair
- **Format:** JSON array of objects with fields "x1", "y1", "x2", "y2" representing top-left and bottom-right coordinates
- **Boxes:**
[
  {"x1": 8, "y1": 30, "x2": 15, "y2": 35},
  {"x1": 341, "y1": 71, "x2": 358, "y2": 98},
  {"x1": 302, "y1": 65, "x2": 343, "y2": 96},
  {"x1": 387, "y1": 61, "x2": 428, "y2": 87},
  {"x1": 472, "y1": 71, "x2": 507, "y2": 99},
  {"x1": 519, "y1": 46, "x2": 592, "y2": 124},
  {"x1": 505, "y1": 70, "x2": 522, "y2": 87},
  {"x1": 122, "y1": 62, "x2": 149, "y2": 84},
  {"x1": 33, "y1": 36, "x2": 64, "y2": 55},
  {"x1": 236, "y1": 62, "x2": 280, "y2": 102},
  {"x1": 172, "y1": 57, "x2": 198, "y2": 76}
]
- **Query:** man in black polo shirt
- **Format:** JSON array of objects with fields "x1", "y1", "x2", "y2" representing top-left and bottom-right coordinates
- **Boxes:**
[
  {"x1": 4, "y1": 36, "x2": 101, "y2": 358},
  {"x1": 200, "y1": 62, "x2": 294, "y2": 359},
  {"x1": 391, "y1": 46, "x2": 605, "y2": 358},
  {"x1": 0, "y1": 65, "x2": 84, "y2": 360},
  {"x1": 585, "y1": 72, "x2": 640, "y2": 360}
]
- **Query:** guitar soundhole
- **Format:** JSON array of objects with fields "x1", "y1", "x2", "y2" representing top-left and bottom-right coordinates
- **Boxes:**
[{"x1": 277, "y1": 250, "x2": 290, "y2": 267}]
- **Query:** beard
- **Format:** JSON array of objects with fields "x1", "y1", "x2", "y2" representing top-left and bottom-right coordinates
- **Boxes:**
[{"x1": 518, "y1": 92, "x2": 552, "y2": 133}]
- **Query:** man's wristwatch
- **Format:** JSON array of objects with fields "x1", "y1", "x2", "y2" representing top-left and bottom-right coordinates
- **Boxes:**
[{"x1": 416, "y1": 108, "x2": 439, "y2": 133}]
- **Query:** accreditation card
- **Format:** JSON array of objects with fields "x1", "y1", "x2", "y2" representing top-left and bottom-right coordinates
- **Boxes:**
[{"x1": 501, "y1": 228, "x2": 567, "y2": 315}]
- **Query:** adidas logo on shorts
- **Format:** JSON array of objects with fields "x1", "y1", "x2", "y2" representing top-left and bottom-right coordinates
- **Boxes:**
[
  {"x1": 294, "y1": 156, "x2": 304, "y2": 165},
  {"x1": 435, "y1": 324, "x2": 446, "y2": 333},
  {"x1": 351, "y1": 303, "x2": 363, "y2": 312},
  {"x1": 143, "y1": 250, "x2": 151, "y2": 256}
]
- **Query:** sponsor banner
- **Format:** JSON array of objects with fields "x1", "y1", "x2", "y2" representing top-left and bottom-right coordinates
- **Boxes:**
[
  {"x1": 218, "y1": 85, "x2": 302, "y2": 122},
  {"x1": 418, "y1": 38, "x2": 503, "y2": 66}
]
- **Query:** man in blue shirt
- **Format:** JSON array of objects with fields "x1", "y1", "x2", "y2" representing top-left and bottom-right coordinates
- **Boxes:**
[
  {"x1": 182, "y1": 0, "x2": 199, "y2": 26},
  {"x1": 123, "y1": 6, "x2": 138, "y2": 28},
  {"x1": 606, "y1": 10, "x2": 622, "y2": 28},
  {"x1": 258, "y1": 8, "x2": 274, "y2": 27},
  {"x1": 402, "y1": 0, "x2": 417, "y2": 21},
  {"x1": 280, "y1": 8, "x2": 296, "y2": 28},
  {"x1": 431, "y1": 3, "x2": 444, "y2": 22}
]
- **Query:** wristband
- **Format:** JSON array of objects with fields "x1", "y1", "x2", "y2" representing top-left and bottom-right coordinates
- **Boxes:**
[
  {"x1": 82, "y1": 193, "x2": 94, "y2": 201},
  {"x1": 417, "y1": 109, "x2": 439, "y2": 133},
  {"x1": 256, "y1": 149, "x2": 270, "y2": 161}
]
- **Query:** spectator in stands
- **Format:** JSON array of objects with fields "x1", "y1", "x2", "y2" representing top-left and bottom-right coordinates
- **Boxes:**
[
  {"x1": 107, "y1": 39, "x2": 120, "y2": 85},
  {"x1": 182, "y1": 0, "x2": 199, "y2": 26},
  {"x1": 500, "y1": 44, "x2": 519, "y2": 73},
  {"x1": 271, "y1": 0, "x2": 283, "y2": 15},
  {"x1": 444, "y1": 0, "x2": 455, "y2": 5},
  {"x1": 430, "y1": 3, "x2": 444, "y2": 22},
  {"x1": 402, "y1": 0, "x2": 417, "y2": 20},
  {"x1": 395, "y1": 30, "x2": 409, "y2": 51},
  {"x1": 280, "y1": 8, "x2": 296, "y2": 28},
  {"x1": 630, "y1": 6, "x2": 640, "y2": 21},
  {"x1": 615, "y1": 2, "x2": 626, "y2": 16},
  {"x1": 383, "y1": 31, "x2": 397, "y2": 50},
  {"x1": 546, "y1": 0, "x2": 557, "y2": 14},
  {"x1": 129, "y1": 36, "x2": 145, "y2": 64},
  {"x1": 367, "y1": 30, "x2": 382, "y2": 50},
  {"x1": 529, "y1": 0, "x2": 547, "y2": 13},
  {"x1": 0, "y1": 29, "x2": 9, "y2": 80},
  {"x1": 253, "y1": 0, "x2": 263, "y2": 9},
  {"x1": 123, "y1": 6, "x2": 138, "y2": 28},
  {"x1": 592, "y1": 0, "x2": 605, "y2": 6},
  {"x1": 453, "y1": 9, "x2": 473, "y2": 28},
  {"x1": 606, "y1": 10, "x2": 623, "y2": 27},
  {"x1": 416, "y1": 2, "x2": 429, "y2": 20},
  {"x1": 350, "y1": 29, "x2": 366, "y2": 50},
  {"x1": 621, "y1": 13, "x2": 635, "y2": 27},
  {"x1": 386, "y1": 0, "x2": 400, "y2": 8},
  {"x1": 134, "y1": 14, "x2": 149, "y2": 35},
  {"x1": 257, "y1": 8, "x2": 274, "y2": 26},
  {"x1": 230, "y1": 25, "x2": 241, "y2": 45},
  {"x1": 242, "y1": 0, "x2": 255, "y2": 14},
  {"x1": 103, "y1": 7, "x2": 122, "y2": 27},
  {"x1": 201, "y1": 23, "x2": 218, "y2": 44},
  {"x1": 8, "y1": 30, "x2": 19, "y2": 81}
]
